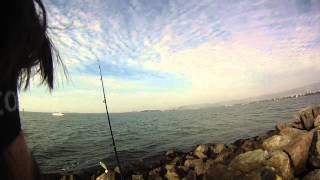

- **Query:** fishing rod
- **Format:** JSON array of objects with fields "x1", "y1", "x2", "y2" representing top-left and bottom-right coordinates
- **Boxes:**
[{"x1": 97, "y1": 59, "x2": 123, "y2": 180}]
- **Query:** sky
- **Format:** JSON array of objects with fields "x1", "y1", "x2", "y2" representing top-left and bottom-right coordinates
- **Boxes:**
[{"x1": 20, "y1": 0, "x2": 320, "y2": 113}]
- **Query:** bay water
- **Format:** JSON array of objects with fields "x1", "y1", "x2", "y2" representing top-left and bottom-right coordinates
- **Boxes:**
[{"x1": 21, "y1": 94, "x2": 320, "y2": 173}]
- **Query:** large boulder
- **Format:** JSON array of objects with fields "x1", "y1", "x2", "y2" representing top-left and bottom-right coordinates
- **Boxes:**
[
  {"x1": 283, "y1": 131, "x2": 314, "y2": 174},
  {"x1": 302, "y1": 169, "x2": 320, "y2": 180},
  {"x1": 309, "y1": 130, "x2": 320, "y2": 167},
  {"x1": 279, "y1": 127, "x2": 306, "y2": 137},
  {"x1": 194, "y1": 144, "x2": 209, "y2": 159},
  {"x1": 229, "y1": 149, "x2": 269, "y2": 173},
  {"x1": 262, "y1": 135, "x2": 291, "y2": 152},
  {"x1": 265, "y1": 150, "x2": 293, "y2": 180},
  {"x1": 296, "y1": 106, "x2": 316, "y2": 130},
  {"x1": 263, "y1": 127, "x2": 307, "y2": 152}
]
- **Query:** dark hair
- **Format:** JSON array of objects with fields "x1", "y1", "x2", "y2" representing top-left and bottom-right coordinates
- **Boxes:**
[{"x1": 0, "y1": 0, "x2": 63, "y2": 90}]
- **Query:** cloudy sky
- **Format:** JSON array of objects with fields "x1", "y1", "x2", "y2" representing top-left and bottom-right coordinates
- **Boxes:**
[{"x1": 20, "y1": 0, "x2": 320, "y2": 113}]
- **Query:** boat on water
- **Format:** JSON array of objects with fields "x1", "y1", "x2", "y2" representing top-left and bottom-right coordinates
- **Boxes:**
[{"x1": 52, "y1": 112, "x2": 65, "y2": 117}]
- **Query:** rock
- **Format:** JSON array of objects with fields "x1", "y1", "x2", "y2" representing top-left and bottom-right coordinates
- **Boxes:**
[
  {"x1": 185, "y1": 155, "x2": 194, "y2": 160},
  {"x1": 296, "y1": 106, "x2": 315, "y2": 130},
  {"x1": 96, "y1": 171, "x2": 116, "y2": 180},
  {"x1": 177, "y1": 165, "x2": 189, "y2": 173},
  {"x1": 313, "y1": 105, "x2": 320, "y2": 116},
  {"x1": 287, "y1": 122, "x2": 304, "y2": 130},
  {"x1": 314, "y1": 115, "x2": 320, "y2": 127},
  {"x1": 168, "y1": 156, "x2": 183, "y2": 166},
  {"x1": 148, "y1": 167, "x2": 164, "y2": 180},
  {"x1": 309, "y1": 130, "x2": 320, "y2": 167},
  {"x1": 262, "y1": 135, "x2": 291, "y2": 151},
  {"x1": 229, "y1": 149, "x2": 269, "y2": 173},
  {"x1": 184, "y1": 159, "x2": 194, "y2": 169},
  {"x1": 114, "y1": 166, "x2": 120, "y2": 174},
  {"x1": 194, "y1": 144, "x2": 209, "y2": 159},
  {"x1": 147, "y1": 175, "x2": 163, "y2": 180},
  {"x1": 302, "y1": 169, "x2": 320, "y2": 180},
  {"x1": 165, "y1": 170, "x2": 179, "y2": 180},
  {"x1": 266, "y1": 150, "x2": 293, "y2": 180},
  {"x1": 240, "y1": 139, "x2": 259, "y2": 152},
  {"x1": 260, "y1": 167, "x2": 281, "y2": 180},
  {"x1": 233, "y1": 139, "x2": 246, "y2": 146},
  {"x1": 148, "y1": 175, "x2": 164, "y2": 180},
  {"x1": 283, "y1": 131, "x2": 314, "y2": 174},
  {"x1": 212, "y1": 148, "x2": 234, "y2": 164},
  {"x1": 210, "y1": 144, "x2": 226, "y2": 154},
  {"x1": 192, "y1": 159, "x2": 206, "y2": 176},
  {"x1": 182, "y1": 170, "x2": 196, "y2": 180},
  {"x1": 237, "y1": 167, "x2": 281, "y2": 180},
  {"x1": 276, "y1": 122, "x2": 288, "y2": 131},
  {"x1": 184, "y1": 159, "x2": 205, "y2": 175},
  {"x1": 204, "y1": 163, "x2": 233, "y2": 180},
  {"x1": 132, "y1": 174, "x2": 144, "y2": 180},
  {"x1": 279, "y1": 127, "x2": 306, "y2": 137},
  {"x1": 165, "y1": 164, "x2": 179, "y2": 180},
  {"x1": 166, "y1": 150, "x2": 177, "y2": 159}
]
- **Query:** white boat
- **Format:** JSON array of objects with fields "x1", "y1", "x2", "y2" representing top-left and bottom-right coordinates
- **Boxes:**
[{"x1": 52, "y1": 112, "x2": 65, "y2": 116}]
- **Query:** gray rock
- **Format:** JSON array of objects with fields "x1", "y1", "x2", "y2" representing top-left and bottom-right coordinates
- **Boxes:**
[
  {"x1": 266, "y1": 150, "x2": 293, "y2": 180},
  {"x1": 283, "y1": 131, "x2": 314, "y2": 174},
  {"x1": 194, "y1": 144, "x2": 209, "y2": 159},
  {"x1": 229, "y1": 149, "x2": 269, "y2": 173},
  {"x1": 302, "y1": 169, "x2": 320, "y2": 180}
]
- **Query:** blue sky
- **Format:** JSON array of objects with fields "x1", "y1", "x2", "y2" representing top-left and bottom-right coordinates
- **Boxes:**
[{"x1": 20, "y1": 0, "x2": 320, "y2": 112}]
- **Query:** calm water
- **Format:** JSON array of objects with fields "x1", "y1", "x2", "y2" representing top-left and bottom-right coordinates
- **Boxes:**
[{"x1": 21, "y1": 94, "x2": 320, "y2": 173}]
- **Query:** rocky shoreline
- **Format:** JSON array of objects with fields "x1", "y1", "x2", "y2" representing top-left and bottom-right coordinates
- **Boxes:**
[{"x1": 43, "y1": 105, "x2": 320, "y2": 180}]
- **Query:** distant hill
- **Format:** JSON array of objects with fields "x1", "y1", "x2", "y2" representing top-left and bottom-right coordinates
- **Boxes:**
[
  {"x1": 175, "y1": 82, "x2": 320, "y2": 110},
  {"x1": 246, "y1": 81, "x2": 320, "y2": 102}
]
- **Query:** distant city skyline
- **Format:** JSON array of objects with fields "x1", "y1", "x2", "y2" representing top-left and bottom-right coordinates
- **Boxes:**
[{"x1": 20, "y1": 0, "x2": 320, "y2": 113}]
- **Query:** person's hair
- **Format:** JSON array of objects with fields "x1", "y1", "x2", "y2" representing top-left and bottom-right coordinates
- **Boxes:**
[
  {"x1": 0, "y1": 0, "x2": 63, "y2": 90},
  {"x1": 1, "y1": 0, "x2": 64, "y2": 179}
]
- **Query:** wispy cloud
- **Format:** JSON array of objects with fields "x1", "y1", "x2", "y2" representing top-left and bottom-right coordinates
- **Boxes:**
[{"x1": 20, "y1": 0, "x2": 320, "y2": 112}]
